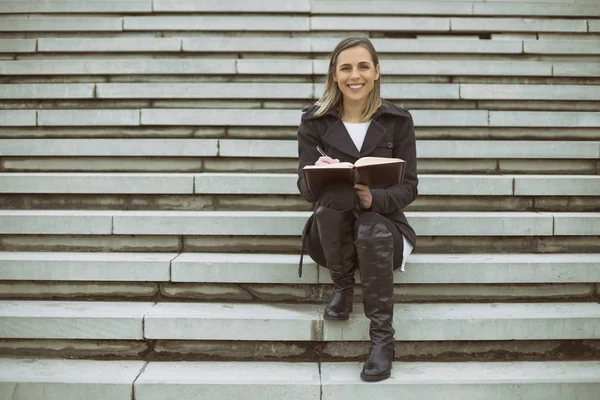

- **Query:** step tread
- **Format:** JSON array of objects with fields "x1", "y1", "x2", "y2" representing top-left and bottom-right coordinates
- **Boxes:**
[
  {"x1": 2, "y1": 301, "x2": 599, "y2": 341},
  {"x1": 3, "y1": 210, "x2": 598, "y2": 236},
  {"x1": 23, "y1": 36, "x2": 600, "y2": 55},
  {"x1": 34, "y1": 36, "x2": 597, "y2": 55},
  {"x1": 0, "y1": 358, "x2": 145, "y2": 383},
  {"x1": 2, "y1": 139, "x2": 599, "y2": 158},
  {"x1": 2, "y1": 173, "x2": 598, "y2": 196},
  {"x1": 322, "y1": 360, "x2": 600, "y2": 383},
  {"x1": 0, "y1": 301, "x2": 152, "y2": 339},
  {"x1": 3, "y1": 252, "x2": 599, "y2": 284},
  {"x1": 0, "y1": 251, "x2": 176, "y2": 281},
  {"x1": 2, "y1": 82, "x2": 599, "y2": 101},
  {"x1": 1, "y1": 59, "x2": 598, "y2": 77},
  {"x1": 2, "y1": 358, "x2": 599, "y2": 400}
]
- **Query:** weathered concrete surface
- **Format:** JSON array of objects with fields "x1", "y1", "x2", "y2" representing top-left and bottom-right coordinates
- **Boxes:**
[
  {"x1": 171, "y1": 252, "x2": 318, "y2": 284},
  {"x1": 0, "y1": 301, "x2": 152, "y2": 339},
  {"x1": 154, "y1": 340, "x2": 309, "y2": 360},
  {"x1": 0, "y1": 339, "x2": 149, "y2": 359},
  {"x1": 0, "y1": 0, "x2": 151, "y2": 13},
  {"x1": 0, "y1": 358, "x2": 145, "y2": 400},
  {"x1": 322, "y1": 303, "x2": 600, "y2": 341},
  {"x1": 0, "y1": 282, "x2": 159, "y2": 300},
  {"x1": 0, "y1": 235, "x2": 183, "y2": 252},
  {"x1": 0, "y1": 252, "x2": 177, "y2": 282},
  {"x1": 321, "y1": 361, "x2": 600, "y2": 400},
  {"x1": 144, "y1": 302, "x2": 321, "y2": 341},
  {"x1": 38, "y1": 38, "x2": 180, "y2": 52},
  {"x1": 159, "y1": 283, "x2": 253, "y2": 301},
  {"x1": 135, "y1": 362, "x2": 320, "y2": 400}
]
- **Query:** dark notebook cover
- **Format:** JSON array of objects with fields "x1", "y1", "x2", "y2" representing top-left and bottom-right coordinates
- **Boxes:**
[{"x1": 302, "y1": 157, "x2": 405, "y2": 194}]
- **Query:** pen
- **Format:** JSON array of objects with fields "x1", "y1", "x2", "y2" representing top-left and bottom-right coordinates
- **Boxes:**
[{"x1": 316, "y1": 146, "x2": 328, "y2": 157}]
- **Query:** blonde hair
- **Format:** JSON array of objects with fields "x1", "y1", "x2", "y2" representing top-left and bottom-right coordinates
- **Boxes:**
[{"x1": 315, "y1": 37, "x2": 383, "y2": 122}]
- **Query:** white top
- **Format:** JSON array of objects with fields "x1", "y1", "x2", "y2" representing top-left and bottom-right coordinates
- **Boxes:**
[
  {"x1": 343, "y1": 120, "x2": 372, "y2": 152},
  {"x1": 398, "y1": 236, "x2": 414, "y2": 273}
]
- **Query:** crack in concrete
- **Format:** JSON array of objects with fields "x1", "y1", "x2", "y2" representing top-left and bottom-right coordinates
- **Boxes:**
[
  {"x1": 10, "y1": 382, "x2": 18, "y2": 400},
  {"x1": 131, "y1": 361, "x2": 149, "y2": 400},
  {"x1": 318, "y1": 362, "x2": 323, "y2": 400}
]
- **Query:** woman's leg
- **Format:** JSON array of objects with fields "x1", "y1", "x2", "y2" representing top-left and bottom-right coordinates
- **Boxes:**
[
  {"x1": 306, "y1": 182, "x2": 358, "y2": 320},
  {"x1": 354, "y1": 212, "x2": 404, "y2": 382}
]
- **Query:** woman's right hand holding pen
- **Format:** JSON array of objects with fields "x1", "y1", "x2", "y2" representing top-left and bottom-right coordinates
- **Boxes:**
[{"x1": 315, "y1": 146, "x2": 340, "y2": 165}]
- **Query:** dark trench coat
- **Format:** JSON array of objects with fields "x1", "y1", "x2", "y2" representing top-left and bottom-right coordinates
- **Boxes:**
[{"x1": 296, "y1": 99, "x2": 419, "y2": 252}]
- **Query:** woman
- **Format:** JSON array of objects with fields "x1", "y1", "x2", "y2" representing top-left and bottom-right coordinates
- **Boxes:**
[{"x1": 297, "y1": 37, "x2": 418, "y2": 382}]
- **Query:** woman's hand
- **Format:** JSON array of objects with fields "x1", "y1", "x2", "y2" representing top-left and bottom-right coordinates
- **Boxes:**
[
  {"x1": 315, "y1": 156, "x2": 339, "y2": 165},
  {"x1": 354, "y1": 184, "x2": 372, "y2": 209}
]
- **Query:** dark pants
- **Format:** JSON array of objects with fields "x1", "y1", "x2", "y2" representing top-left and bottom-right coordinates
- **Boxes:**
[{"x1": 305, "y1": 182, "x2": 405, "y2": 272}]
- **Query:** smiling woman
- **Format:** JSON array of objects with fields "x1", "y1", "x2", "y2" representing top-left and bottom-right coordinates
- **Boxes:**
[
  {"x1": 296, "y1": 37, "x2": 419, "y2": 382},
  {"x1": 315, "y1": 38, "x2": 382, "y2": 123}
]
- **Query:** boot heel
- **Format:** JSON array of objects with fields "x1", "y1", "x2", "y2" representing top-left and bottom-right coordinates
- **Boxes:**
[{"x1": 324, "y1": 290, "x2": 353, "y2": 320}]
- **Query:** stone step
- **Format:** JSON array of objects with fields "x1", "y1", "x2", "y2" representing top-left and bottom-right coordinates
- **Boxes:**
[
  {"x1": 0, "y1": 358, "x2": 146, "y2": 400},
  {"x1": 0, "y1": 252, "x2": 175, "y2": 282},
  {"x1": 0, "y1": 15, "x2": 312, "y2": 32},
  {"x1": 2, "y1": 157, "x2": 597, "y2": 176},
  {"x1": 1, "y1": 301, "x2": 599, "y2": 341},
  {"x1": 2, "y1": 252, "x2": 598, "y2": 285},
  {"x1": 0, "y1": 39, "x2": 36, "y2": 53},
  {"x1": 2, "y1": 173, "x2": 599, "y2": 196},
  {"x1": 2, "y1": 59, "x2": 598, "y2": 77},
  {"x1": 2, "y1": 139, "x2": 599, "y2": 158},
  {"x1": 21, "y1": 37, "x2": 598, "y2": 56},
  {"x1": 2, "y1": 210, "x2": 598, "y2": 236},
  {"x1": 37, "y1": 37, "x2": 522, "y2": 54},
  {"x1": 310, "y1": 16, "x2": 589, "y2": 33},
  {"x1": 1, "y1": 0, "x2": 596, "y2": 18},
  {"x1": 320, "y1": 361, "x2": 600, "y2": 400},
  {"x1": 525, "y1": 39, "x2": 600, "y2": 55},
  {"x1": 135, "y1": 360, "x2": 321, "y2": 400},
  {"x1": 314, "y1": 1, "x2": 600, "y2": 18},
  {"x1": 2, "y1": 358, "x2": 599, "y2": 400},
  {"x1": 0, "y1": 301, "x2": 151, "y2": 339},
  {"x1": 0, "y1": 0, "x2": 310, "y2": 14},
  {"x1": 0, "y1": 0, "x2": 153, "y2": 13},
  {"x1": 153, "y1": 0, "x2": 311, "y2": 12},
  {"x1": 3, "y1": 210, "x2": 592, "y2": 236},
  {"x1": 0, "y1": 16, "x2": 122, "y2": 32},
  {"x1": 123, "y1": 15, "x2": 310, "y2": 31},
  {"x1": 3, "y1": 83, "x2": 599, "y2": 101}
]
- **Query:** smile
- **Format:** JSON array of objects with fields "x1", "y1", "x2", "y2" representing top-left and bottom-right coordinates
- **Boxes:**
[{"x1": 347, "y1": 84, "x2": 364, "y2": 89}]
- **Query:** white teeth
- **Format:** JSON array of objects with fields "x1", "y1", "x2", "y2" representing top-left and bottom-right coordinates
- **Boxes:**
[{"x1": 348, "y1": 84, "x2": 363, "y2": 89}]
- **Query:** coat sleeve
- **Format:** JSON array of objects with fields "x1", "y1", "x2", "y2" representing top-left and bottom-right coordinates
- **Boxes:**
[
  {"x1": 296, "y1": 119, "x2": 322, "y2": 203},
  {"x1": 369, "y1": 113, "x2": 419, "y2": 214}
]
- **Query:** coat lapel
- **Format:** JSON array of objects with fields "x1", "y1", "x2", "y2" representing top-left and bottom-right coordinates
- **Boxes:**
[
  {"x1": 359, "y1": 119, "x2": 387, "y2": 156},
  {"x1": 322, "y1": 119, "x2": 362, "y2": 159}
]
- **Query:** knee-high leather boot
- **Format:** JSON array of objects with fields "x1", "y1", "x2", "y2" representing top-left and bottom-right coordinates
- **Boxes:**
[
  {"x1": 315, "y1": 205, "x2": 356, "y2": 320},
  {"x1": 355, "y1": 222, "x2": 395, "y2": 382}
]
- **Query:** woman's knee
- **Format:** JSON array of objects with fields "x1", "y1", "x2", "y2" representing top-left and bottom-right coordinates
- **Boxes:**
[
  {"x1": 318, "y1": 182, "x2": 356, "y2": 211},
  {"x1": 354, "y1": 212, "x2": 392, "y2": 240}
]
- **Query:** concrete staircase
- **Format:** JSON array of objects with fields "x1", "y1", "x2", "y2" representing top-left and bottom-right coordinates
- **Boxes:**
[{"x1": 1, "y1": 0, "x2": 599, "y2": 398}]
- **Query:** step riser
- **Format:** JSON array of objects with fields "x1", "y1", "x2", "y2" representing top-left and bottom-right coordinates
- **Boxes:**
[
  {"x1": 1, "y1": 282, "x2": 597, "y2": 303},
  {"x1": 3, "y1": 99, "x2": 600, "y2": 112},
  {"x1": 1, "y1": 339, "x2": 599, "y2": 362},
  {"x1": 1, "y1": 127, "x2": 599, "y2": 141},
  {"x1": 2, "y1": 235, "x2": 599, "y2": 253},
  {"x1": 2, "y1": 195, "x2": 600, "y2": 212}
]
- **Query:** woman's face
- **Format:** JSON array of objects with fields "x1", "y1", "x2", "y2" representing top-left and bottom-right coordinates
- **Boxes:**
[{"x1": 333, "y1": 45, "x2": 380, "y2": 105}]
